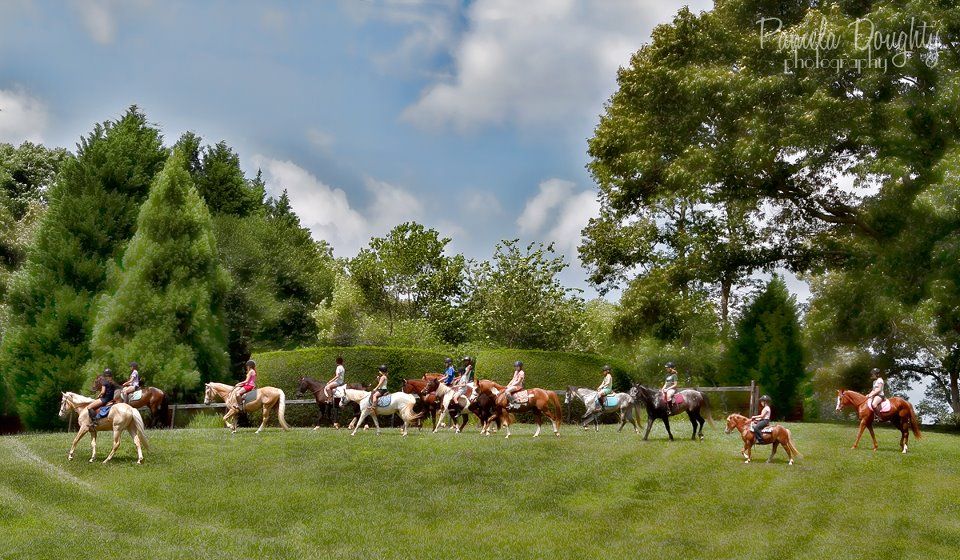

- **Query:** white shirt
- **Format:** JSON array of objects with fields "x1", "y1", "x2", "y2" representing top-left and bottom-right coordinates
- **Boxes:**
[
  {"x1": 334, "y1": 365, "x2": 345, "y2": 383},
  {"x1": 872, "y1": 377, "x2": 885, "y2": 397}
]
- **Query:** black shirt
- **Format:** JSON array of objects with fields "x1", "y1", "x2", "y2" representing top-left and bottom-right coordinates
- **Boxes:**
[{"x1": 102, "y1": 382, "x2": 116, "y2": 402}]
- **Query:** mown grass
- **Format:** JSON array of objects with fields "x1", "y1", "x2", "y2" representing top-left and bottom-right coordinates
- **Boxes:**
[{"x1": 1, "y1": 421, "x2": 957, "y2": 560}]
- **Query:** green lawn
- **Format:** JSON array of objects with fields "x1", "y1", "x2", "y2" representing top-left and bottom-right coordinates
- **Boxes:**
[{"x1": 1, "y1": 420, "x2": 958, "y2": 560}]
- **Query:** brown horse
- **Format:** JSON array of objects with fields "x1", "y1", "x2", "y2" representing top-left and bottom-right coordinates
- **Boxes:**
[
  {"x1": 403, "y1": 378, "x2": 440, "y2": 429},
  {"x1": 836, "y1": 389, "x2": 922, "y2": 453},
  {"x1": 296, "y1": 376, "x2": 367, "y2": 429},
  {"x1": 494, "y1": 388, "x2": 562, "y2": 438},
  {"x1": 95, "y1": 377, "x2": 169, "y2": 428},
  {"x1": 724, "y1": 413, "x2": 801, "y2": 465},
  {"x1": 474, "y1": 380, "x2": 506, "y2": 434}
]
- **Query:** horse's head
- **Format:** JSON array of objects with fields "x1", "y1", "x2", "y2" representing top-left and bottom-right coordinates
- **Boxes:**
[
  {"x1": 296, "y1": 376, "x2": 309, "y2": 397},
  {"x1": 724, "y1": 413, "x2": 743, "y2": 434},
  {"x1": 836, "y1": 390, "x2": 846, "y2": 412},
  {"x1": 628, "y1": 384, "x2": 644, "y2": 402},
  {"x1": 58, "y1": 392, "x2": 71, "y2": 418},
  {"x1": 423, "y1": 377, "x2": 439, "y2": 394},
  {"x1": 203, "y1": 383, "x2": 215, "y2": 405},
  {"x1": 564, "y1": 386, "x2": 575, "y2": 404}
]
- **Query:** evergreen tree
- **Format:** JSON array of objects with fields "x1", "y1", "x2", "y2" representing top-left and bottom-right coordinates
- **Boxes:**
[
  {"x1": 194, "y1": 141, "x2": 262, "y2": 216},
  {"x1": 726, "y1": 277, "x2": 806, "y2": 418},
  {"x1": 0, "y1": 107, "x2": 166, "y2": 428},
  {"x1": 89, "y1": 149, "x2": 230, "y2": 392}
]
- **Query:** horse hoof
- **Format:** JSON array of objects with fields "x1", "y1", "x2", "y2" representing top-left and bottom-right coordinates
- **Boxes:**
[
  {"x1": 137, "y1": 459, "x2": 143, "y2": 465},
  {"x1": 313, "y1": 426, "x2": 320, "y2": 431},
  {"x1": 89, "y1": 458, "x2": 95, "y2": 463},
  {"x1": 68, "y1": 455, "x2": 74, "y2": 461},
  {"x1": 788, "y1": 460, "x2": 794, "y2": 465},
  {"x1": 744, "y1": 460, "x2": 750, "y2": 464}
]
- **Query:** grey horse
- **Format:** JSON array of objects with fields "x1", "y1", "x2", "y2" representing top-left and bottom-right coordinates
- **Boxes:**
[{"x1": 565, "y1": 386, "x2": 640, "y2": 433}]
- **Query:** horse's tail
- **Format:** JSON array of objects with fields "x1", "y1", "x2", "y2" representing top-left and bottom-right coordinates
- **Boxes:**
[
  {"x1": 133, "y1": 409, "x2": 149, "y2": 450},
  {"x1": 548, "y1": 390, "x2": 563, "y2": 422},
  {"x1": 400, "y1": 400, "x2": 422, "y2": 423},
  {"x1": 906, "y1": 400, "x2": 922, "y2": 439},
  {"x1": 784, "y1": 428, "x2": 801, "y2": 459},
  {"x1": 701, "y1": 393, "x2": 716, "y2": 428},
  {"x1": 277, "y1": 390, "x2": 290, "y2": 430},
  {"x1": 159, "y1": 390, "x2": 170, "y2": 428}
]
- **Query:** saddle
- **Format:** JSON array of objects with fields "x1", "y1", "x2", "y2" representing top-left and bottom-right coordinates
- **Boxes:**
[
  {"x1": 754, "y1": 426, "x2": 774, "y2": 444},
  {"x1": 126, "y1": 389, "x2": 143, "y2": 402},
  {"x1": 95, "y1": 405, "x2": 113, "y2": 419},
  {"x1": 376, "y1": 394, "x2": 392, "y2": 408},
  {"x1": 661, "y1": 393, "x2": 684, "y2": 408},
  {"x1": 868, "y1": 399, "x2": 892, "y2": 414},
  {"x1": 243, "y1": 389, "x2": 258, "y2": 404}
]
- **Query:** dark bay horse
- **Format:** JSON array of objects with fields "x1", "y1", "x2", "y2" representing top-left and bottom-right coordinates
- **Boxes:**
[
  {"x1": 629, "y1": 383, "x2": 713, "y2": 441},
  {"x1": 403, "y1": 378, "x2": 440, "y2": 429},
  {"x1": 96, "y1": 376, "x2": 169, "y2": 428},
  {"x1": 836, "y1": 389, "x2": 922, "y2": 453},
  {"x1": 296, "y1": 376, "x2": 367, "y2": 430}
]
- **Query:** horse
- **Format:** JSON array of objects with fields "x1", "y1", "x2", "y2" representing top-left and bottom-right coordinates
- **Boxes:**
[
  {"x1": 335, "y1": 387, "x2": 423, "y2": 436},
  {"x1": 724, "y1": 413, "x2": 801, "y2": 465},
  {"x1": 429, "y1": 379, "x2": 474, "y2": 434},
  {"x1": 296, "y1": 376, "x2": 367, "y2": 430},
  {"x1": 494, "y1": 388, "x2": 562, "y2": 438},
  {"x1": 472, "y1": 392, "x2": 501, "y2": 436},
  {"x1": 203, "y1": 382, "x2": 290, "y2": 434},
  {"x1": 402, "y1": 378, "x2": 440, "y2": 429},
  {"x1": 565, "y1": 386, "x2": 640, "y2": 433},
  {"x1": 94, "y1": 376, "x2": 169, "y2": 428},
  {"x1": 836, "y1": 389, "x2": 922, "y2": 453},
  {"x1": 58, "y1": 392, "x2": 148, "y2": 464},
  {"x1": 628, "y1": 383, "x2": 713, "y2": 441}
]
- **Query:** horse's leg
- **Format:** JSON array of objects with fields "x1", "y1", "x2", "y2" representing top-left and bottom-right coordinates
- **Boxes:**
[
  {"x1": 617, "y1": 409, "x2": 627, "y2": 432},
  {"x1": 627, "y1": 407, "x2": 639, "y2": 434},
  {"x1": 89, "y1": 429, "x2": 98, "y2": 462},
  {"x1": 866, "y1": 423, "x2": 878, "y2": 451},
  {"x1": 127, "y1": 423, "x2": 144, "y2": 464},
  {"x1": 643, "y1": 417, "x2": 653, "y2": 441},
  {"x1": 852, "y1": 418, "x2": 869, "y2": 449},
  {"x1": 663, "y1": 416, "x2": 674, "y2": 441},
  {"x1": 351, "y1": 409, "x2": 368, "y2": 436},
  {"x1": 768, "y1": 441, "x2": 779, "y2": 463},
  {"x1": 68, "y1": 426, "x2": 87, "y2": 460},
  {"x1": 103, "y1": 424, "x2": 123, "y2": 464},
  {"x1": 533, "y1": 410, "x2": 542, "y2": 437},
  {"x1": 256, "y1": 403, "x2": 270, "y2": 434},
  {"x1": 503, "y1": 412, "x2": 512, "y2": 439},
  {"x1": 433, "y1": 405, "x2": 447, "y2": 434},
  {"x1": 687, "y1": 411, "x2": 697, "y2": 441},
  {"x1": 744, "y1": 441, "x2": 752, "y2": 464},
  {"x1": 371, "y1": 410, "x2": 382, "y2": 435}
]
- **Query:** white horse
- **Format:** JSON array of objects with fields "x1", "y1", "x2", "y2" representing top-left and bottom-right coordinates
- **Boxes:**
[
  {"x1": 433, "y1": 381, "x2": 474, "y2": 434},
  {"x1": 335, "y1": 387, "x2": 422, "y2": 436},
  {"x1": 58, "y1": 392, "x2": 149, "y2": 464},
  {"x1": 565, "y1": 386, "x2": 640, "y2": 433}
]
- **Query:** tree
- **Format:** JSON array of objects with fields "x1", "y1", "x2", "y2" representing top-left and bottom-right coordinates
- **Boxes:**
[
  {"x1": 727, "y1": 277, "x2": 806, "y2": 418},
  {"x1": 465, "y1": 240, "x2": 583, "y2": 350},
  {"x1": 195, "y1": 141, "x2": 263, "y2": 216},
  {"x1": 0, "y1": 141, "x2": 68, "y2": 219},
  {"x1": 88, "y1": 149, "x2": 230, "y2": 392},
  {"x1": 0, "y1": 107, "x2": 167, "y2": 428}
]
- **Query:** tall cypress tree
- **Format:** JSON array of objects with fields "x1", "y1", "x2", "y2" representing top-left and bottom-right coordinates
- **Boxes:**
[
  {"x1": 89, "y1": 149, "x2": 230, "y2": 392},
  {"x1": 0, "y1": 108, "x2": 166, "y2": 429},
  {"x1": 726, "y1": 276, "x2": 806, "y2": 418}
]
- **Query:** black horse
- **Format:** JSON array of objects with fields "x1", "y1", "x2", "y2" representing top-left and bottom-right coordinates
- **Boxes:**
[
  {"x1": 629, "y1": 383, "x2": 713, "y2": 441},
  {"x1": 296, "y1": 376, "x2": 368, "y2": 429}
]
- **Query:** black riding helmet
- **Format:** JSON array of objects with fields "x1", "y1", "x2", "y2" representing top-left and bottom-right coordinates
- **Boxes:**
[
  {"x1": 246, "y1": 360, "x2": 256, "y2": 369},
  {"x1": 665, "y1": 362, "x2": 676, "y2": 369},
  {"x1": 870, "y1": 367, "x2": 882, "y2": 378},
  {"x1": 129, "y1": 361, "x2": 139, "y2": 369},
  {"x1": 444, "y1": 357, "x2": 453, "y2": 364},
  {"x1": 102, "y1": 368, "x2": 113, "y2": 378},
  {"x1": 514, "y1": 360, "x2": 523, "y2": 368},
  {"x1": 378, "y1": 364, "x2": 388, "y2": 373},
  {"x1": 462, "y1": 356, "x2": 472, "y2": 363}
]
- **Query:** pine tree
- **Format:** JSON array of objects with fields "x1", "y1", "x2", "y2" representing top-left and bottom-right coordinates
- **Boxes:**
[
  {"x1": 194, "y1": 141, "x2": 262, "y2": 216},
  {"x1": 0, "y1": 107, "x2": 166, "y2": 428},
  {"x1": 89, "y1": 149, "x2": 230, "y2": 392},
  {"x1": 726, "y1": 277, "x2": 806, "y2": 418}
]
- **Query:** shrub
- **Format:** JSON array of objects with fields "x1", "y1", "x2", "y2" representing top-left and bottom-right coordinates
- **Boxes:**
[{"x1": 469, "y1": 348, "x2": 642, "y2": 391}]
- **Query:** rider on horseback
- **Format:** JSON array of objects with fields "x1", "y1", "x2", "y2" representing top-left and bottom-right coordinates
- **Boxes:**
[
  {"x1": 452, "y1": 356, "x2": 474, "y2": 402},
  {"x1": 865, "y1": 368, "x2": 886, "y2": 417},
  {"x1": 232, "y1": 360, "x2": 257, "y2": 411},
  {"x1": 661, "y1": 362, "x2": 679, "y2": 410},
  {"x1": 593, "y1": 365, "x2": 613, "y2": 413},
  {"x1": 442, "y1": 357, "x2": 456, "y2": 385},
  {"x1": 369, "y1": 365, "x2": 388, "y2": 414},
  {"x1": 505, "y1": 361, "x2": 525, "y2": 408},
  {"x1": 750, "y1": 395, "x2": 772, "y2": 442},
  {"x1": 85, "y1": 368, "x2": 117, "y2": 427},
  {"x1": 120, "y1": 361, "x2": 140, "y2": 403},
  {"x1": 323, "y1": 357, "x2": 346, "y2": 398}
]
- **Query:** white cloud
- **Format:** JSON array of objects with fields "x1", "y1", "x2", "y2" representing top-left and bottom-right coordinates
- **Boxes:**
[
  {"x1": 518, "y1": 178, "x2": 599, "y2": 259},
  {"x1": 464, "y1": 190, "x2": 503, "y2": 217},
  {"x1": 306, "y1": 128, "x2": 335, "y2": 153},
  {"x1": 252, "y1": 155, "x2": 425, "y2": 256},
  {"x1": 72, "y1": 0, "x2": 116, "y2": 44},
  {"x1": 403, "y1": 0, "x2": 713, "y2": 131},
  {"x1": 0, "y1": 87, "x2": 49, "y2": 144}
]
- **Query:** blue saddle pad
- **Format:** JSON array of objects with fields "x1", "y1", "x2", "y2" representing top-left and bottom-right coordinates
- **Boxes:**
[
  {"x1": 604, "y1": 396, "x2": 618, "y2": 407},
  {"x1": 376, "y1": 394, "x2": 392, "y2": 407},
  {"x1": 96, "y1": 405, "x2": 112, "y2": 419},
  {"x1": 244, "y1": 389, "x2": 258, "y2": 403},
  {"x1": 130, "y1": 389, "x2": 143, "y2": 401}
]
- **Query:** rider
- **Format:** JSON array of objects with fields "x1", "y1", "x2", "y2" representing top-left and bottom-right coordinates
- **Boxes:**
[
  {"x1": 85, "y1": 368, "x2": 117, "y2": 426},
  {"x1": 865, "y1": 368, "x2": 885, "y2": 417},
  {"x1": 661, "y1": 362, "x2": 679, "y2": 410},
  {"x1": 750, "y1": 395, "x2": 772, "y2": 442},
  {"x1": 120, "y1": 361, "x2": 141, "y2": 402},
  {"x1": 442, "y1": 357, "x2": 456, "y2": 385},
  {"x1": 323, "y1": 357, "x2": 346, "y2": 398},
  {"x1": 232, "y1": 360, "x2": 257, "y2": 411},
  {"x1": 593, "y1": 365, "x2": 613, "y2": 413},
  {"x1": 505, "y1": 361, "x2": 525, "y2": 408},
  {"x1": 452, "y1": 356, "x2": 474, "y2": 402},
  {"x1": 369, "y1": 365, "x2": 388, "y2": 414}
]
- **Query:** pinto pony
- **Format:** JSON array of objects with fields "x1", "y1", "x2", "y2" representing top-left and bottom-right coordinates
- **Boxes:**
[
  {"x1": 494, "y1": 388, "x2": 562, "y2": 438},
  {"x1": 58, "y1": 392, "x2": 149, "y2": 464},
  {"x1": 724, "y1": 413, "x2": 800, "y2": 465},
  {"x1": 836, "y1": 389, "x2": 921, "y2": 453},
  {"x1": 204, "y1": 382, "x2": 290, "y2": 434}
]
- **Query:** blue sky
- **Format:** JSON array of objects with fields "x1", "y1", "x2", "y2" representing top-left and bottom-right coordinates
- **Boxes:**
[{"x1": 0, "y1": 0, "x2": 728, "y2": 296}]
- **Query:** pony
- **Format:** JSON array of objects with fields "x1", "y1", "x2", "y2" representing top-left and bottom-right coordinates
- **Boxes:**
[
  {"x1": 471, "y1": 391, "x2": 501, "y2": 436},
  {"x1": 335, "y1": 387, "x2": 423, "y2": 436},
  {"x1": 94, "y1": 375, "x2": 169, "y2": 428},
  {"x1": 58, "y1": 392, "x2": 148, "y2": 464},
  {"x1": 296, "y1": 376, "x2": 367, "y2": 429},
  {"x1": 836, "y1": 389, "x2": 922, "y2": 453},
  {"x1": 494, "y1": 388, "x2": 562, "y2": 438},
  {"x1": 565, "y1": 386, "x2": 640, "y2": 433},
  {"x1": 203, "y1": 382, "x2": 290, "y2": 434},
  {"x1": 724, "y1": 413, "x2": 801, "y2": 465},
  {"x1": 427, "y1": 378, "x2": 474, "y2": 434},
  {"x1": 402, "y1": 378, "x2": 440, "y2": 429},
  {"x1": 629, "y1": 383, "x2": 713, "y2": 441}
]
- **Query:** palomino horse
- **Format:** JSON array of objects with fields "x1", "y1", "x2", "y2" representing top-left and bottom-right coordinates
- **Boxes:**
[
  {"x1": 58, "y1": 392, "x2": 148, "y2": 464},
  {"x1": 725, "y1": 413, "x2": 801, "y2": 465},
  {"x1": 494, "y1": 388, "x2": 562, "y2": 438},
  {"x1": 296, "y1": 376, "x2": 367, "y2": 429},
  {"x1": 629, "y1": 383, "x2": 713, "y2": 441},
  {"x1": 335, "y1": 387, "x2": 422, "y2": 436},
  {"x1": 95, "y1": 376, "x2": 169, "y2": 427},
  {"x1": 565, "y1": 386, "x2": 640, "y2": 433},
  {"x1": 836, "y1": 389, "x2": 922, "y2": 453},
  {"x1": 203, "y1": 382, "x2": 290, "y2": 433}
]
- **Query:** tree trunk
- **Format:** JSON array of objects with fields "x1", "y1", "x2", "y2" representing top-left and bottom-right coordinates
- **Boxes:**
[
  {"x1": 950, "y1": 369, "x2": 959, "y2": 415},
  {"x1": 720, "y1": 279, "x2": 731, "y2": 334}
]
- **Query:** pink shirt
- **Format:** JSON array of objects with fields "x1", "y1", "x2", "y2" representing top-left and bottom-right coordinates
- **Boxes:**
[{"x1": 507, "y1": 370, "x2": 525, "y2": 389}]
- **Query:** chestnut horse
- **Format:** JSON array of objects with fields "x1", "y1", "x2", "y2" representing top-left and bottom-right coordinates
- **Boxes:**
[
  {"x1": 475, "y1": 380, "x2": 506, "y2": 434},
  {"x1": 724, "y1": 413, "x2": 801, "y2": 465},
  {"x1": 203, "y1": 382, "x2": 290, "y2": 434},
  {"x1": 836, "y1": 390, "x2": 921, "y2": 453},
  {"x1": 494, "y1": 388, "x2": 562, "y2": 438}
]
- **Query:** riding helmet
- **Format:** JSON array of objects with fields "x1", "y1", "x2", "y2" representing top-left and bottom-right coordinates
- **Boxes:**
[
  {"x1": 246, "y1": 359, "x2": 256, "y2": 368},
  {"x1": 444, "y1": 357, "x2": 453, "y2": 364},
  {"x1": 870, "y1": 367, "x2": 881, "y2": 376},
  {"x1": 129, "y1": 361, "x2": 139, "y2": 369},
  {"x1": 665, "y1": 362, "x2": 676, "y2": 369},
  {"x1": 602, "y1": 365, "x2": 611, "y2": 372},
  {"x1": 103, "y1": 368, "x2": 113, "y2": 377},
  {"x1": 760, "y1": 395, "x2": 771, "y2": 403},
  {"x1": 514, "y1": 361, "x2": 523, "y2": 368},
  {"x1": 378, "y1": 364, "x2": 388, "y2": 373}
]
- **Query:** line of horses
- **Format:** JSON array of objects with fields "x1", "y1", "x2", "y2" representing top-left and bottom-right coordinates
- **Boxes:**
[{"x1": 57, "y1": 372, "x2": 922, "y2": 466}]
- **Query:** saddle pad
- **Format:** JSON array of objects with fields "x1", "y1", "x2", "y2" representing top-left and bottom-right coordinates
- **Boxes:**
[
  {"x1": 377, "y1": 394, "x2": 392, "y2": 407},
  {"x1": 96, "y1": 405, "x2": 112, "y2": 419},
  {"x1": 244, "y1": 389, "x2": 258, "y2": 404},
  {"x1": 130, "y1": 389, "x2": 143, "y2": 401},
  {"x1": 761, "y1": 427, "x2": 773, "y2": 434},
  {"x1": 869, "y1": 400, "x2": 892, "y2": 413},
  {"x1": 515, "y1": 391, "x2": 531, "y2": 404},
  {"x1": 673, "y1": 394, "x2": 685, "y2": 405},
  {"x1": 604, "y1": 396, "x2": 618, "y2": 407}
]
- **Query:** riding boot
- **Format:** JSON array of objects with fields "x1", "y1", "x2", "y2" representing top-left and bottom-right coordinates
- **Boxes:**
[{"x1": 88, "y1": 409, "x2": 97, "y2": 427}]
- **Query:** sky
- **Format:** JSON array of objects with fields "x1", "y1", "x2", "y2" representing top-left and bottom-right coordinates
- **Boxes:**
[{"x1": 0, "y1": 0, "x2": 811, "y2": 302}]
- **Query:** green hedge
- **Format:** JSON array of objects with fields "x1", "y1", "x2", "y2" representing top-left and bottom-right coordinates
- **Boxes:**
[{"x1": 471, "y1": 348, "x2": 641, "y2": 391}]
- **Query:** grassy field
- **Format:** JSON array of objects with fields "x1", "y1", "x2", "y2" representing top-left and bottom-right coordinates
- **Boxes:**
[{"x1": 1, "y1": 420, "x2": 958, "y2": 560}]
